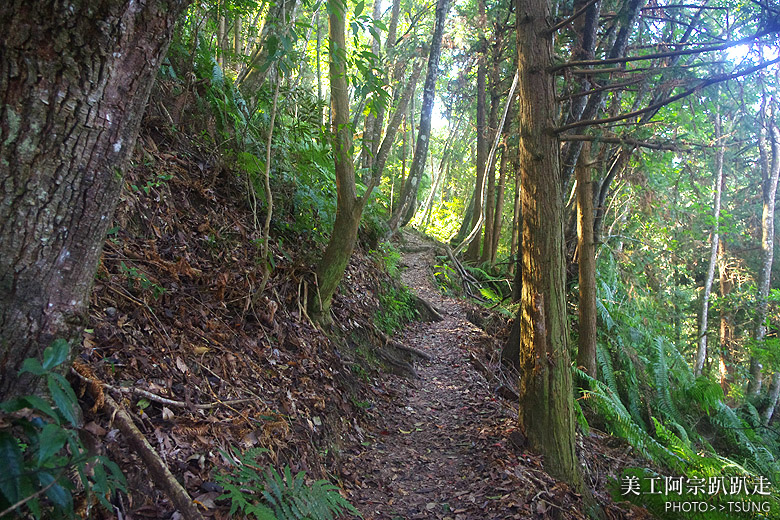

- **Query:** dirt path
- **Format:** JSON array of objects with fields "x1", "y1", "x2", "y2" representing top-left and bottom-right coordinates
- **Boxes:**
[{"x1": 339, "y1": 232, "x2": 587, "y2": 520}]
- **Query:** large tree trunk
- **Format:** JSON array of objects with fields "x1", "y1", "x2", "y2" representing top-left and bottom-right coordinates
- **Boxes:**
[
  {"x1": 387, "y1": 0, "x2": 451, "y2": 233},
  {"x1": 510, "y1": 0, "x2": 583, "y2": 489},
  {"x1": 0, "y1": 0, "x2": 188, "y2": 400},
  {"x1": 694, "y1": 108, "x2": 723, "y2": 377},
  {"x1": 747, "y1": 105, "x2": 780, "y2": 399},
  {"x1": 575, "y1": 146, "x2": 597, "y2": 380}
]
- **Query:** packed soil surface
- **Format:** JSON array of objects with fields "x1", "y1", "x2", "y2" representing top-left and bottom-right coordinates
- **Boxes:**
[{"x1": 339, "y1": 231, "x2": 651, "y2": 520}]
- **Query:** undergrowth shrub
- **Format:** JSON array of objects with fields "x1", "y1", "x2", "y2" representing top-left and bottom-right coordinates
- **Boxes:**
[
  {"x1": 0, "y1": 340, "x2": 126, "y2": 518},
  {"x1": 375, "y1": 284, "x2": 418, "y2": 335},
  {"x1": 216, "y1": 447, "x2": 360, "y2": 520}
]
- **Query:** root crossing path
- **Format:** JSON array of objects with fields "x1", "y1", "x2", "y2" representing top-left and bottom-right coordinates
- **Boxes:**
[{"x1": 340, "y1": 232, "x2": 587, "y2": 520}]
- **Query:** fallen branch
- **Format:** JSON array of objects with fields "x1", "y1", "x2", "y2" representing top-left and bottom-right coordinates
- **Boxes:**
[
  {"x1": 71, "y1": 366, "x2": 253, "y2": 410},
  {"x1": 103, "y1": 394, "x2": 206, "y2": 520}
]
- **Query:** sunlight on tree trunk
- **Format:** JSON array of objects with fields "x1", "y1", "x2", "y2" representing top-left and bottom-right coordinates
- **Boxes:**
[{"x1": 576, "y1": 145, "x2": 597, "y2": 380}]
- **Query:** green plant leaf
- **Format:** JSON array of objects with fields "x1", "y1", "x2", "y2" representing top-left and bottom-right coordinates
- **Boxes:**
[
  {"x1": 42, "y1": 339, "x2": 70, "y2": 370},
  {"x1": 47, "y1": 373, "x2": 79, "y2": 427},
  {"x1": 20, "y1": 358, "x2": 46, "y2": 377},
  {"x1": 0, "y1": 431, "x2": 23, "y2": 503},
  {"x1": 38, "y1": 471, "x2": 73, "y2": 511},
  {"x1": 36, "y1": 423, "x2": 69, "y2": 468}
]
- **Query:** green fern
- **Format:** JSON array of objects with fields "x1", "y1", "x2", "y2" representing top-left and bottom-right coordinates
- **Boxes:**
[
  {"x1": 216, "y1": 447, "x2": 361, "y2": 520},
  {"x1": 596, "y1": 343, "x2": 619, "y2": 397}
]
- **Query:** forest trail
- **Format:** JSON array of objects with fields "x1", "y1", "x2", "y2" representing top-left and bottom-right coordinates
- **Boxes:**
[{"x1": 340, "y1": 231, "x2": 588, "y2": 520}]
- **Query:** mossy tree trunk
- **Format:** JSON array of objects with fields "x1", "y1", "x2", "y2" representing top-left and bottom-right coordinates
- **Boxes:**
[
  {"x1": 311, "y1": 0, "x2": 419, "y2": 321},
  {"x1": 0, "y1": 0, "x2": 188, "y2": 401},
  {"x1": 310, "y1": 0, "x2": 361, "y2": 322},
  {"x1": 509, "y1": 0, "x2": 583, "y2": 489}
]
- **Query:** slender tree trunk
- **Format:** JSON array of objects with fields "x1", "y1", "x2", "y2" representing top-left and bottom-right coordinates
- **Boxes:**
[
  {"x1": 0, "y1": 0, "x2": 188, "y2": 400},
  {"x1": 316, "y1": 9, "x2": 324, "y2": 126},
  {"x1": 576, "y1": 146, "x2": 597, "y2": 380},
  {"x1": 510, "y1": 0, "x2": 583, "y2": 489},
  {"x1": 762, "y1": 373, "x2": 780, "y2": 423},
  {"x1": 466, "y1": 2, "x2": 488, "y2": 261},
  {"x1": 422, "y1": 118, "x2": 461, "y2": 229},
  {"x1": 694, "y1": 109, "x2": 724, "y2": 377},
  {"x1": 217, "y1": 13, "x2": 226, "y2": 67},
  {"x1": 481, "y1": 53, "x2": 501, "y2": 263},
  {"x1": 387, "y1": 0, "x2": 452, "y2": 233},
  {"x1": 509, "y1": 157, "x2": 521, "y2": 277},
  {"x1": 237, "y1": 0, "x2": 299, "y2": 93},
  {"x1": 362, "y1": 0, "x2": 384, "y2": 170},
  {"x1": 235, "y1": 14, "x2": 243, "y2": 56},
  {"x1": 369, "y1": 60, "x2": 425, "y2": 186},
  {"x1": 747, "y1": 103, "x2": 780, "y2": 399},
  {"x1": 490, "y1": 122, "x2": 512, "y2": 265},
  {"x1": 718, "y1": 239, "x2": 735, "y2": 394},
  {"x1": 310, "y1": 0, "x2": 362, "y2": 321}
]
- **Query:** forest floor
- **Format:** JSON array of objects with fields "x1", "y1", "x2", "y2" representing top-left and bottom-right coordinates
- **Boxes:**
[{"x1": 338, "y1": 231, "x2": 651, "y2": 520}]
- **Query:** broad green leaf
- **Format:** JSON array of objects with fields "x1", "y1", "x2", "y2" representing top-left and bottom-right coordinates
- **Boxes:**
[
  {"x1": 20, "y1": 395, "x2": 61, "y2": 423},
  {"x1": 36, "y1": 423, "x2": 69, "y2": 467},
  {"x1": 0, "y1": 431, "x2": 23, "y2": 503},
  {"x1": 42, "y1": 339, "x2": 70, "y2": 370},
  {"x1": 38, "y1": 472, "x2": 73, "y2": 511},
  {"x1": 20, "y1": 358, "x2": 46, "y2": 377},
  {"x1": 47, "y1": 374, "x2": 78, "y2": 427}
]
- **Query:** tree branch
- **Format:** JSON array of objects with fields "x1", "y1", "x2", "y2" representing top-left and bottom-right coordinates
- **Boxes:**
[
  {"x1": 551, "y1": 29, "x2": 777, "y2": 71},
  {"x1": 548, "y1": 0, "x2": 601, "y2": 33},
  {"x1": 555, "y1": 55, "x2": 780, "y2": 133},
  {"x1": 559, "y1": 134, "x2": 685, "y2": 151}
]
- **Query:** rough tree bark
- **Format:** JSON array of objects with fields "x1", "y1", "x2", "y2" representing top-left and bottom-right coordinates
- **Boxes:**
[
  {"x1": 0, "y1": 0, "x2": 189, "y2": 400},
  {"x1": 387, "y1": 0, "x2": 452, "y2": 234},
  {"x1": 694, "y1": 107, "x2": 723, "y2": 377},
  {"x1": 509, "y1": 0, "x2": 583, "y2": 488},
  {"x1": 718, "y1": 239, "x2": 735, "y2": 393}
]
